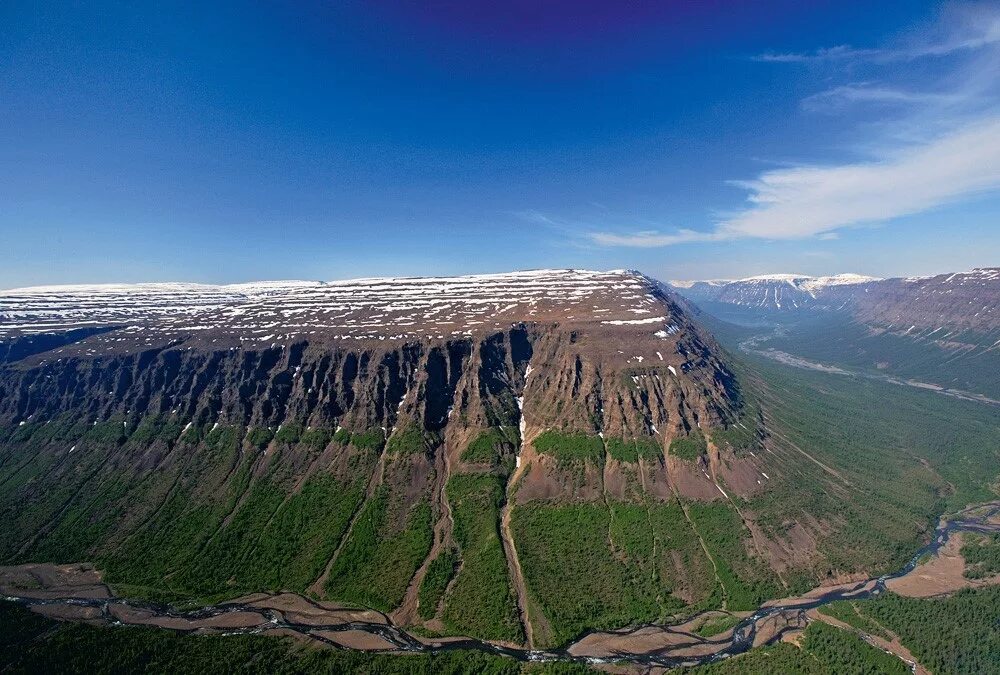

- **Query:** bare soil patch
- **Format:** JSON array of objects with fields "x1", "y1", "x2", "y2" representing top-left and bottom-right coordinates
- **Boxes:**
[
  {"x1": 312, "y1": 629, "x2": 398, "y2": 651},
  {"x1": 887, "y1": 533, "x2": 1000, "y2": 597},
  {"x1": 0, "y1": 562, "x2": 111, "y2": 600},
  {"x1": 228, "y1": 592, "x2": 387, "y2": 625}
]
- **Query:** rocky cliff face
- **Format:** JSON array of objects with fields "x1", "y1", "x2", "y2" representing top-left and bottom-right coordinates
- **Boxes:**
[{"x1": 0, "y1": 270, "x2": 738, "y2": 435}]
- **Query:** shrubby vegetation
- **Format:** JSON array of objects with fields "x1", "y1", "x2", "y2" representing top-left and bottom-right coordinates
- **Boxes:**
[
  {"x1": 386, "y1": 424, "x2": 432, "y2": 456},
  {"x1": 606, "y1": 437, "x2": 661, "y2": 463},
  {"x1": 692, "y1": 613, "x2": 740, "y2": 637},
  {"x1": 709, "y1": 416, "x2": 760, "y2": 455},
  {"x1": 274, "y1": 422, "x2": 303, "y2": 444},
  {"x1": 512, "y1": 500, "x2": 715, "y2": 647},
  {"x1": 0, "y1": 417, "x2": 384, "y2": 606},
  {"x1": 461, "y1": 427, "x2": 518, "y2": 465},
  {"x1": 247, "y1": 426, "x2": 274, "y2": 449},
  {"x1": 532, "y1": 431, "x2": 604, "y2": 464},
  {"x1": 301, "y1": 427, "x2": 332, "y2": 450},
  {"x1": 418, "y1": 548, "x2": 457, "y2": 620},
  {"x1": 513, "y1": 503, "x2": 653, "y2": 645},
  {"x1": 330, "y1": 427, "x2": 384, "y2": 451},
  {"x1": 442, "y1": 474, "x2": 524, "y2": 643},
  {"x1": 817, "y1": 601, "x2": 890, "y2": 639},
  {"x1": 961, "y1": 533, "x2": 1000, "y2": 579},
  {"x1": 857, "y1": 587, "x2": 1000, "y2": 674},
  {"x1": 685, "y1": 502, "x2": 781, "y2": 610},
  {"x1": 325, "y1": 487, "x2": 433, "y2": 611},
  {"x1": 668, "y1": 432, "x2": 707, "y2": 461},
  {"x1": 800, "y1": 620, "x2": 907, "y2": 674}
]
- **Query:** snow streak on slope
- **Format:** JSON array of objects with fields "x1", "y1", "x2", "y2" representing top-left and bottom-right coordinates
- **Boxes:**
[{"x1": 0, "y1": 269, "x2": 663, "y2": 344}]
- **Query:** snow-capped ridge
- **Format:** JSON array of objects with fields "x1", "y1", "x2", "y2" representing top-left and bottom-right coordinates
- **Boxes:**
[{"x1": 0, "y1": 268, "x2": 671, "y2": 344}]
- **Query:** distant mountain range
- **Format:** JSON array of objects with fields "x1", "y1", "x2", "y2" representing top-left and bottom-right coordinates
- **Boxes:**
[
  {"x1": 670, "y1": 267, "x2": 1000, "y2": 402},
  {"x1": 668, "y1": 268, "x2": 999, "y2": 335}
]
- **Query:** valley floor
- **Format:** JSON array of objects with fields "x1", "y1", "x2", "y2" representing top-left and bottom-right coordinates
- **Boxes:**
[{"x1": 5, "y1": 499, "x2": 1000, "y2": 672}]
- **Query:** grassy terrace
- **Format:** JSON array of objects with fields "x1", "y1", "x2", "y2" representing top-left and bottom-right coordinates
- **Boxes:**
[
  {"x1": 668, "y1": 432, "x2": 707, "y2": 461},
  {"x1": 532, "y1": 430, "x2": 604, "y2": 464}
]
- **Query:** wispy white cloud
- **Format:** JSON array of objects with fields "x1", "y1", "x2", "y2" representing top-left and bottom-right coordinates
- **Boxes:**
[
  {"x1": 753, "y1": 45, "x2": 877, "y2": 63},
  {"x1": 716, "y1": 116, "x2": 1000, "y2": 240},
  {"x1": 801, "y1": 84, "x2": 963, "y2": 112},
  {"x1": 592, "y1": 114, "x2": 1000, "y2": 248},
  {"x1": 588, "y1": 229, "x2": 721, "y2": 248}
]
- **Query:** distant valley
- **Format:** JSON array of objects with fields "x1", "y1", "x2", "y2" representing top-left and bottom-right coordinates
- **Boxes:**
[{"x1": 668, "y1": 268, "x2": 1000, "y2": 400}]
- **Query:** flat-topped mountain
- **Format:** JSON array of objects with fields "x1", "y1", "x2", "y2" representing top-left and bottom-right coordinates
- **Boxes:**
[
  {"x1": 853, "y1": 267, "x2": 1000, "y2": 334},
  {"x1": 1, "y1": 269, "x2": 665, "y2": 347},
  {"x1": 671, "y1": 267, "x2": 1000, "y2": 401},
  {"x1": 0, "y1": 268, "x2": 765, "y2": 648},
  {"x1": 0, "y1": 268, "x2": 739, "y2": 437}
]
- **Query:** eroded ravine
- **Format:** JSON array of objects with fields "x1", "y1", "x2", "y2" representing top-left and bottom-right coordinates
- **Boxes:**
[{"x1": 498, "y1": 393, "x2": 534, "y2": 648}]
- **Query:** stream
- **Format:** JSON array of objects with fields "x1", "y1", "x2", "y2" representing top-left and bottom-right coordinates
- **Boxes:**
[{"x1": 7, "y1": 502, "x2": 1000, "y2": 669}]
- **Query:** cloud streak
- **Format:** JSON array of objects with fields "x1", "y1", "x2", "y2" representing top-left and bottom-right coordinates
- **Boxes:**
[
  {"x1": 801, "y1": 84, "x2": 962, "y2": 112},
  {"x1": 754, "y1": 3, "x2": 1000, "y2": 64},
  {"x1": 753, "y1": 45, "x2": 877, "y2": 63},
  {"x1": 588, "y1": 229, "x2": 721, "y2": 248}
]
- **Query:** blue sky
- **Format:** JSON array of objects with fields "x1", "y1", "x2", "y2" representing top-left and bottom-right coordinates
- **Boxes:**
[{"x1": 2, "y1": 1, "x2": 998, "y2": 287}]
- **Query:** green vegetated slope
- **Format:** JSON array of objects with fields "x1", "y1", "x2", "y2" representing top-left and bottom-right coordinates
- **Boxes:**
[
  {"x1": 323, "y1": 486, "x2": 433, "y2": 611},
  {"x1": 417, "y1": 547, "x2": 457, "y2": 620},
  {"x1": 707, "y1": 310, "x2": 1000, "y2": 568},
  {"x1": 388, "y1": 424, "x2": 527, "y2": 644},
  {"x1": 0, "y1": 420, "x2": 388, "y2": 606},
  {"x1": 744, "y1": 353, "x2": 1000, "y2": 576},
  {"x1": 441, "y1": 472, "x2": 524, "y2": 643},
  {"x1": 511, "y1": 426, "x2": 780, "y2": 647}
]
